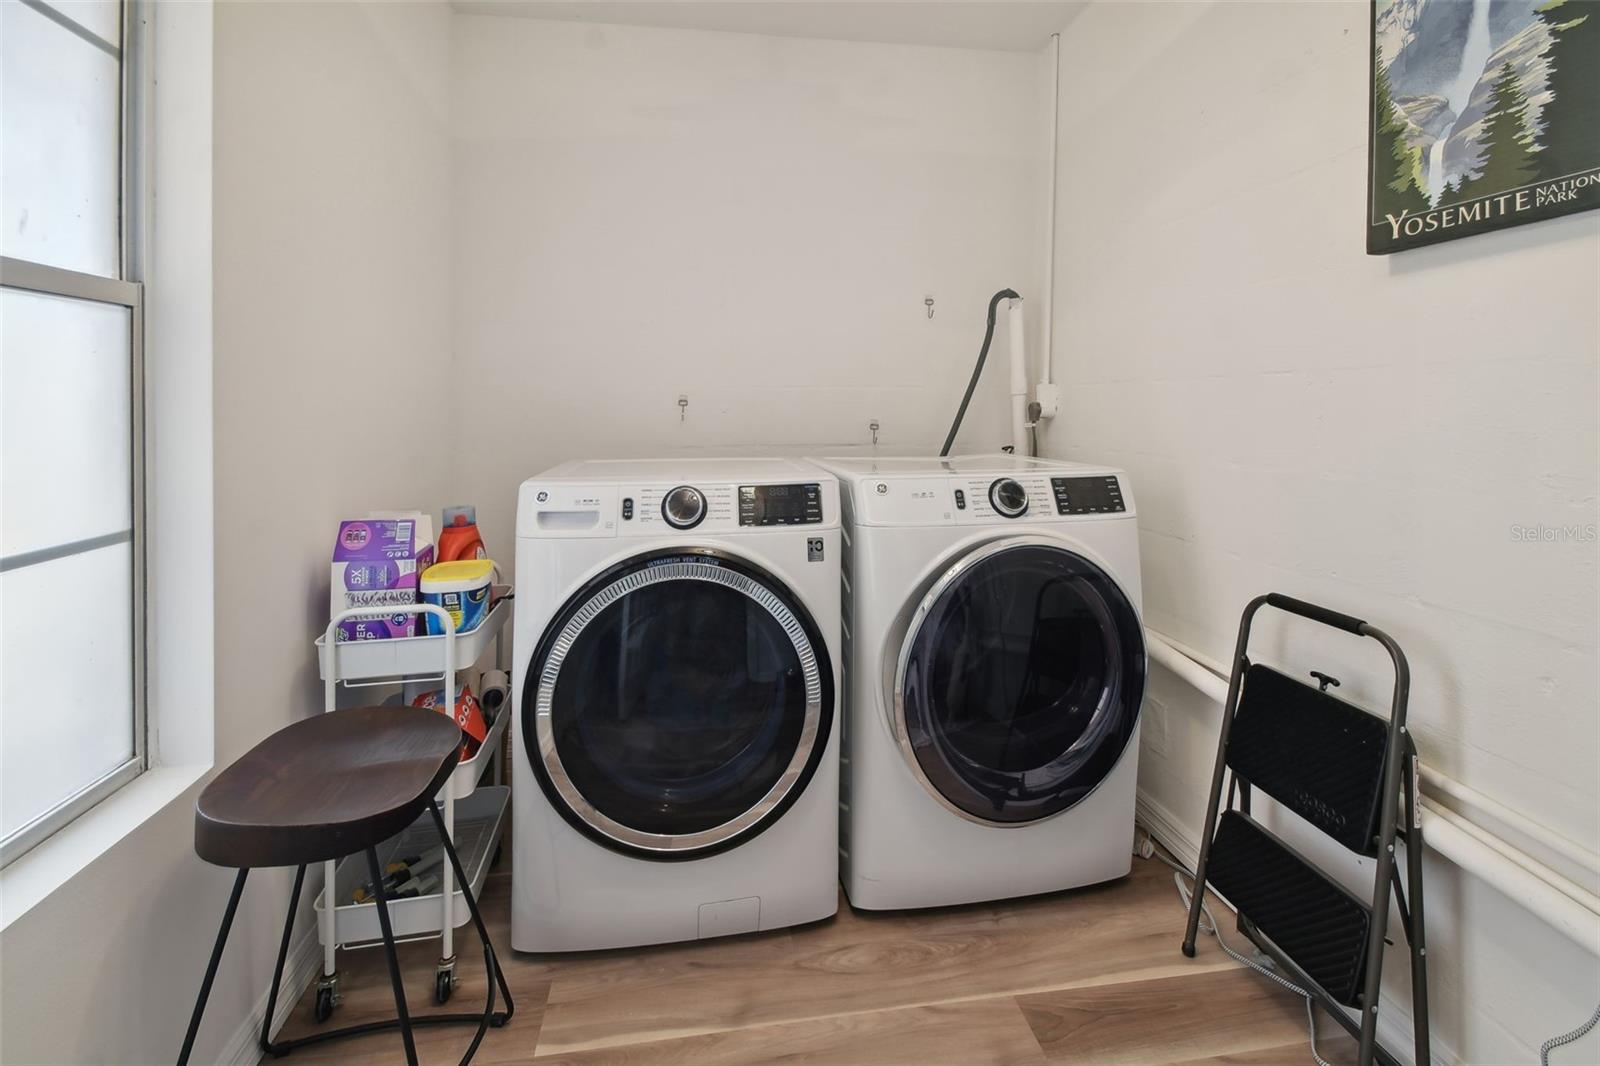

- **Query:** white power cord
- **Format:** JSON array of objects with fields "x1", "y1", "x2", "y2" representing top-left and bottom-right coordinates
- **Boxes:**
[
  {"x1": 1151, "y1": 848, "x2": 1334, "y2": 1066},
  {"x1": 1541, "y1": 1001, "x2": 1600, "y2": 1066}
]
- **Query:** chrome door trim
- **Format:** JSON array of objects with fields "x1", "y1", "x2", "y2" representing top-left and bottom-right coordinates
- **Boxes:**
[
  {"x1": 890, "y1": 535, "x2": 1144, "y2": 828},
  {"x1": 534, "y1": 557, "x2": 824, "y2": 854}
]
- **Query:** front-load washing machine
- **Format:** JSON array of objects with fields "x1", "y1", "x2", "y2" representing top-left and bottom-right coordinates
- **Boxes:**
[
  {"x1": 810, "y1": 455, "x2": 1145, "y2": 911},
  {"x1": 511, "y1": 458, "x2": 840, "y2": 951}
]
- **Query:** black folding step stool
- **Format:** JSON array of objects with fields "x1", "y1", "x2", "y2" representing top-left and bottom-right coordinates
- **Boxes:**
[{"x1": 1181, "y1": 593, "x2": 1430, "y2": 1066}]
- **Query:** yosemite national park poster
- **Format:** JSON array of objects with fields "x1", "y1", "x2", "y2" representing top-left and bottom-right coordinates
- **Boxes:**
[{"x1": 1369, "y1": 0, "x2": 1599, "y2": 253}]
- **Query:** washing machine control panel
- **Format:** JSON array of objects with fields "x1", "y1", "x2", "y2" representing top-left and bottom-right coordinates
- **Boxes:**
[
  {"x1": 518, "y1": 470, "x2": 839, "y2": 538},
  {"x1": 738, "y1": 483, "x2": 824, "y2": 526},
  {"x1": 661, "y1": 485, "x2": 708, "y2": 529},
  {"x1": 953, "y1": 475, "x2": 1054, "y2": 522},
  {"x1": 988, "y1": 478, "x2": 1029, "y2": 518},
  {"x1": 633, "y1": 484, "x2": 738, "y2": 529},
  {"x1": 1050, "y1": 475, "x2": 1125, "y2": 515}
]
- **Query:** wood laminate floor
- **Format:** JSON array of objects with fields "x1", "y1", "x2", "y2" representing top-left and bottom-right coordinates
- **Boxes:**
[{"x1": 276, "y1": 855, "x2": 1358, "y2": 1064}]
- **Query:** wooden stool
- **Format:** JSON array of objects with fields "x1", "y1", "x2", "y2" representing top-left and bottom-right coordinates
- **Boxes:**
[{"x1": 177, "y1": 706, "x2": 514, "y2": 1065}]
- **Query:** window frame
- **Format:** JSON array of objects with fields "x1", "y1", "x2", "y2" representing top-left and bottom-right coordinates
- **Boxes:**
[{"x1": 0, "y1": 0, "x2": 148, "y2": 869}]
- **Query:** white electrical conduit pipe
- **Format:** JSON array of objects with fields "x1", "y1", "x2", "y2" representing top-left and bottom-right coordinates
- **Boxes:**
[
  {"x1": 1040, "y1": 32, "x2": 1059, "y2": 389},
  {"x1": 1144, "y1": 628, "x2": 1600, "y2": 958},
  {"x1": 1419, "y1": 765, "x2": 1600, "y2": 879},
  {"x1": 1008, "y1": 298, "x2": 1029, "y2": 455},
  {"x1": 1422, "y1": 797, "x2": 1600, "y2": 918}
]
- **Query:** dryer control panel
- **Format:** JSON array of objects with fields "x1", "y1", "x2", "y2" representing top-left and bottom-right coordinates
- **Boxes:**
[
  {"x1": 1051, "y1": 475, "x2": 1125, "y2": 515},
  {"x1": 841, "y1": 470, "x2": 1133, "y2": 527}
]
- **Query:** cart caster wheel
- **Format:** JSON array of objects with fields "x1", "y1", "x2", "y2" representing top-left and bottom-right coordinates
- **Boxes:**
[
  {"x1": 435, "y1": 970, "x2": 454, "y2": 1004},
  {"x1": 314, "y1": 984, "x2": 336, "y2": 1023}
]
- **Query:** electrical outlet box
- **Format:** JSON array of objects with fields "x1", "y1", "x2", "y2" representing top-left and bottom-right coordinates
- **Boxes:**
[{"x1": 1034, "y1": 381, "x2": 1060, "y2": 419}]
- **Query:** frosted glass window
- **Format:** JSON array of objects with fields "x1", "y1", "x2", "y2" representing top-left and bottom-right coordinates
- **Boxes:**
[
  {"x1": 1, "y1": 289, "x2": 132, "y2": 557},
  {"x1": 1, "y1": 0, "x2": 138, "y2": 864},
  {"x1": 1, "y1": 0, "x2": 122, "y2": 278},
  {"x1": 0, "y1": 543, "x2": 134, "y2": 839}
]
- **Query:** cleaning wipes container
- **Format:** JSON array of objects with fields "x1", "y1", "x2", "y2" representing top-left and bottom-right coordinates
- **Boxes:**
[{"x1": 420, "y1": 559, "x2": 495, "y2": 636}]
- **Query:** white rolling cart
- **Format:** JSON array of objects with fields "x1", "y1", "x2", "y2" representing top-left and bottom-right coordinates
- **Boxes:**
[{"x1": 312, "y1": 593, "x2": 512, "y2": 1020}]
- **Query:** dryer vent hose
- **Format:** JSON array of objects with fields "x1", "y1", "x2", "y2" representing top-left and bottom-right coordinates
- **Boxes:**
[{"x1": 940, "y1": 288, "x2": 1020, "y2": 457}]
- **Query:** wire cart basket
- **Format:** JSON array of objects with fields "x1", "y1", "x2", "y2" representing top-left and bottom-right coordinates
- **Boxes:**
[{"x1": 311, "y1": 596, "x2": 512, "y2": 1020}]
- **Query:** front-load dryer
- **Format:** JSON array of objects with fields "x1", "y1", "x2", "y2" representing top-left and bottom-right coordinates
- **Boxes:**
[
  {"x1": 810, "y1": 455, "x2": 1145, "y2": 911},
  {"x1": 512, "y1": 458, "x2": 840, "y2": 951}
]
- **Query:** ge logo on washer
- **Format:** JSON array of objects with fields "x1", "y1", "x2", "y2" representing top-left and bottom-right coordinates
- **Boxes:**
[
  {"x1": 875, "y1": 482, "x2": 889, "y2": 495},
  {"x1": 536, "y1": 490, "x2": 549, "y2": 502}
]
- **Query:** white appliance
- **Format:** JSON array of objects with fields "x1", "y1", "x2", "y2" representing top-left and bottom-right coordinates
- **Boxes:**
[
  {"x1": 810, "y1": 455, "x2": 1145, "y2": 911},
  {"x1": 511, "y1": 458, "x2": 841, "y2": 951}
]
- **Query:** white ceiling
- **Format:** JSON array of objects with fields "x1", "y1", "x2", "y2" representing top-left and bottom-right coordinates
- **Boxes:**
[{"x1": 449, "y1": 1, "x2": 1085, "y2": 53}]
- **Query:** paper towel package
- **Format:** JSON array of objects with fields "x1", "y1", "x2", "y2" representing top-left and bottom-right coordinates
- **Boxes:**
[{"x1": 331, "y1": 513, "x2": 436, "y2": 641}]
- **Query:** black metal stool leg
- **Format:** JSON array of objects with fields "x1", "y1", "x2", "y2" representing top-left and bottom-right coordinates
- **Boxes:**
[
  {"x1": 427, "y1": 800, "x2": 515, "y2": 1064},
  {"x1": 259, "y1": 864, "x2": 307, "y2": 1056},
  {"x1": 427, "y1": 803, "x2": 514, "y2": 1013},
  {"x1": 367, "y1": 847, "x2": 420, "y2": 1066},
  {"x1": 177, "y1": 868, "x2": 250, "y2": 1066}
]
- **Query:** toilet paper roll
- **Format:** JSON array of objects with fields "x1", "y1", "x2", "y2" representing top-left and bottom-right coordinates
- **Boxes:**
[{"x1": 479, "y1": 669, "x2": 510, "y2": 723}]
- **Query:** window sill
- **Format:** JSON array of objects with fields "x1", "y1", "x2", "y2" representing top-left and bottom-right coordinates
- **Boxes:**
[{"x1": 1, "y1": 762, "x2": 208, "y2": 929}]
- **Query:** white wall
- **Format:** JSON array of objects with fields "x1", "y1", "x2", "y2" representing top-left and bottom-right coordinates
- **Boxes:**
[
  {"x1": 205, "y1": 0, "x2": 456, "y2": 1058},
  {"x1": 1, "y1": 4, "x2": 456, "y2": 1063},
  {"x1": 451, "y1": 15, "x2": 1045, "y2": 560},
  {"x1": 1039, "y1": 2, "x2": 1600, "y2": 1062}
]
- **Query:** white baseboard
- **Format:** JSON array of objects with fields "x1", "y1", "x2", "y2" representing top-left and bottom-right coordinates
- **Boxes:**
[
  {"x1": 217, "y1": 927, "x2": 321, "y2": 1066},
  {"x1": 1135, "y1": 789, "x2": 1460, "y2": 1066},
  {"x1": 1136, "y1": 790, "x2": 1200, "y2": 871}
]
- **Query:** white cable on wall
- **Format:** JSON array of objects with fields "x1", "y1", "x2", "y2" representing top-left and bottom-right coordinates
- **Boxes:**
[{"x1": 1041, "y1": 31, "x2": 1059, "y2": 389}]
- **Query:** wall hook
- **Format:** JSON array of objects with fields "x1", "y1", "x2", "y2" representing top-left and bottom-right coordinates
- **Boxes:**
[
  {"x1": 924, "y1": 296, "x2": 935, "y2": 320},
  {"x1": 869, "y1": 419, "x2": 880, "y2": 446},
  {"x1": 678, "y1": 394, "x2": 688, "y2": 422}
]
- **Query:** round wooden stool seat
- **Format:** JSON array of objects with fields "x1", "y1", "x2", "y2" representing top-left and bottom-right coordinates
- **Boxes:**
[{"x1": 195, "y1": 706, "x2": 461, "y2": 869}]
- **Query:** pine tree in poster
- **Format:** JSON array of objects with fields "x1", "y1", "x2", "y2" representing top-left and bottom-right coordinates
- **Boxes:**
[
  {"x1": 1534, "y1": 0, "x2": 1600, "y2": 181},
  {"x1": 1373, "y1": 51, "x2": 1431, "y2": 217},
  {"x1": 1457, "y1": 63, "x2": 1542, "y2": 199}
]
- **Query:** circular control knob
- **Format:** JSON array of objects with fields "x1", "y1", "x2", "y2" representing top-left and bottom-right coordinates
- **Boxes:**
[
  {"x1": 988, "y1": 478, "x2": 1028, "y2": 518},
  {"x1": 662, "y1": 485, "x2": 707, "y2": 529}
]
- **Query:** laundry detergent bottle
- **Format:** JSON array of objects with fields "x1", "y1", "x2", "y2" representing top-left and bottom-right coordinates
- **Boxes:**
[{"x1": 437, "y1": 505, "x2": 487, "y2": 562}]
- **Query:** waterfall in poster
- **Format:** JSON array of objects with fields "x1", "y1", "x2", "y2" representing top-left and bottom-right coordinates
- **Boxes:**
[{"x1": 1427, "y1": 0, "x2": 1493, "y2": 206}]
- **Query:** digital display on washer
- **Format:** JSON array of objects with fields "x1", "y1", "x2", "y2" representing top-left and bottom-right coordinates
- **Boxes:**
[
  {"x1": 739, "y1": 483, "x2": 823, "y2": 526},
  {"x1": 1051, "y1": 476, "x2": 1125, "y2": 515}
]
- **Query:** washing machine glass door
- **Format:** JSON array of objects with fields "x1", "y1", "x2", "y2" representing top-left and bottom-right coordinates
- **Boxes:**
[
  {"x1": 895, "y1": 539, "x2": 1144, "y2": 825},
  {"x1": 526, "y1": 549, "x2": 833, "y2": 860}
]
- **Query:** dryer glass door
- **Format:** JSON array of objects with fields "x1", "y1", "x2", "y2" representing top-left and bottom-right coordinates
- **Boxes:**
[
  {"x1": 526, "y1": 550, "x2": 833, "y2": 860},
  {"x1": 896, "y1": 541, "x2": 1143, "y2": 825}
]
